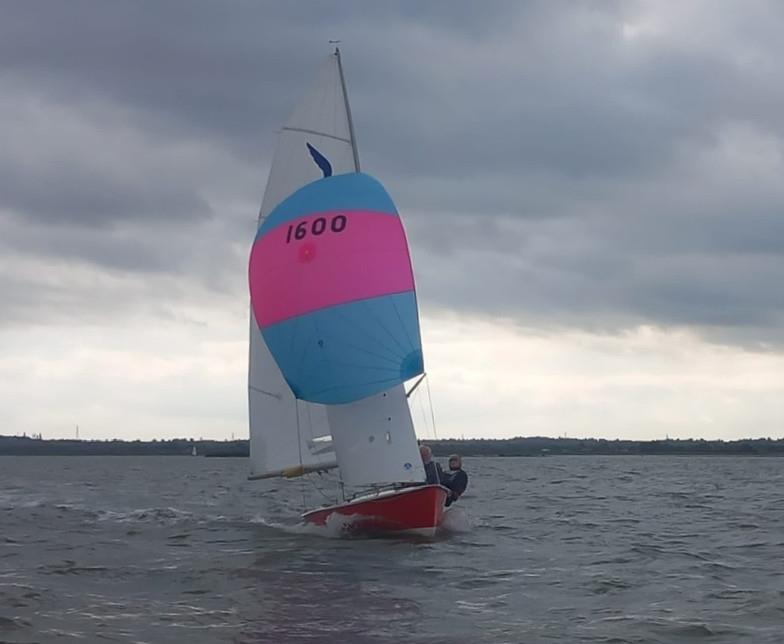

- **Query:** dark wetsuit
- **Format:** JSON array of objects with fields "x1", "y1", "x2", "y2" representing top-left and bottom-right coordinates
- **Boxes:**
[
  {"x1": 441, "y1": 468, "x2": 468, "y2": 506},
  {"x1": 423, "y1": 460, "x2": 443, "y2": 485}
]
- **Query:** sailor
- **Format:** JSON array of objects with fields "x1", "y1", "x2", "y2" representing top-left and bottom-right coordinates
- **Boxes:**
[
  {"x1": 419, "y1": 445, "x2": 442, "y2": 485},
  {"x1": 441, "y1": 454, "x2": 468, "y2": 506}
]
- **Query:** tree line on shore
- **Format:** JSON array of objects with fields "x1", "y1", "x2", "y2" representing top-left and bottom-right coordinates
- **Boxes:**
[{"x1": 2, "y1": 435, "x2": 783, "y2": 457}]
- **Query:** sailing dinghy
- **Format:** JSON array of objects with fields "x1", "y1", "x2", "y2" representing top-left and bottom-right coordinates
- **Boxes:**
[{"x1": 247, "y1": 49, "x2": 448, "y2": 536}]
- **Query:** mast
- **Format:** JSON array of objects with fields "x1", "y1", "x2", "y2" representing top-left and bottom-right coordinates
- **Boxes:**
[{"x1": 335, "y1": 47, "x2": 361, "y2": 172}]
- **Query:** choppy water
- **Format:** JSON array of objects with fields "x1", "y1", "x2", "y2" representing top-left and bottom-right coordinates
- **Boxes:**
[{"x1": 1, "y1": 455, "x2": 783, "y2": 643}]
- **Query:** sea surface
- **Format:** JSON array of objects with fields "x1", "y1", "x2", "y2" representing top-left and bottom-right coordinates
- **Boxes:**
[{"x1": 1, "y1": 455, "x2": 783, "y2": 644}]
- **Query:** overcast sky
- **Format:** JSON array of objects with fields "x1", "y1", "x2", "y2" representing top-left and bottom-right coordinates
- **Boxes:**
[{"x1": 1, "y1": 1, "x2": 782, "y2": 441}]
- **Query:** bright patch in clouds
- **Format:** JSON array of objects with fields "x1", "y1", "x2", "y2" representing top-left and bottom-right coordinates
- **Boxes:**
[
  {"x1": 419, "y1": 316, "x2": 784, "y2": 441},
  {"x1": 3, "y1": 310, "x2": 781, "y2": 441},
  {"x1": 0, "y1": 311, "x2": 247, "y2": 441}
]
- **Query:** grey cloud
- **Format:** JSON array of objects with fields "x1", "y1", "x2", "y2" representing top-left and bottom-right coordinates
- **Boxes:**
[
  {"x1": 1, "y1": 0, "x2": 783, "y2": 349},
  {"x1": 0, "y1": 156, "x2": 212, "y2": 228}
]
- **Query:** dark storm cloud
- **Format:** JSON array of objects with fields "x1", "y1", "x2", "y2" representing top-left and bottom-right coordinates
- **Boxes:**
[
  {"x1": 0, "y1": 154, "x2": 211, "y2": 228},
  {"x1": 0, "y1": 0, "x2": 528, "y2": 173},
  {"x1": 1, "y1": 1, "x2": 783, "y2": 346}
]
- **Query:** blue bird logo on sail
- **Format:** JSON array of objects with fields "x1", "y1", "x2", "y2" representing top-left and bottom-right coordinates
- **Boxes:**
[{"x1": 306, "y1": 142, "x2": 332, "y2": 178}]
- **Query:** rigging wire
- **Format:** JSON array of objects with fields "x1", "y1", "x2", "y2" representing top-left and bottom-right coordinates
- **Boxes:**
[
  {"x1": 413, "y1": 386, "x2": 430, "y2": 439},
  {"x1": 294, "y1": 400, "x2": 307, "y2": 512},
  {"x1": 307, "y1": 470, "x2": 338, "y2": 504},
  {"x1": 425, "y1": 374, "x2": 438, "y2": 440},
  {"x1": 303, "y1": 402, "x2": 337, "y2": 505}
]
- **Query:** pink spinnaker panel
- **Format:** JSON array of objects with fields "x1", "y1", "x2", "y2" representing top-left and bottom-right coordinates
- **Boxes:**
[{"x1": 249, "y1": 210, "x2": 415, "y2": 328}]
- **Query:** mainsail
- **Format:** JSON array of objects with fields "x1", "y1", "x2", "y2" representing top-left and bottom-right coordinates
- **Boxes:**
[
  {"x1": 248, "y1": 50, "x2": 425, "y2": 487},
  {"x1": 247, "y1": 53, "x2": 351, "y2": 479}
]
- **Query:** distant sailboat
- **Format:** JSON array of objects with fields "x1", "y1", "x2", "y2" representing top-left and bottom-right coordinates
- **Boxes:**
[{"x1": 247, "y1": 49, "x2": 448, "y2": 536}]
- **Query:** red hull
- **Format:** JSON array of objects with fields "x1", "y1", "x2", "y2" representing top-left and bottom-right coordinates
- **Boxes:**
[{"x1": 302, "y1": 484, "x2": 449, "y2": 537}]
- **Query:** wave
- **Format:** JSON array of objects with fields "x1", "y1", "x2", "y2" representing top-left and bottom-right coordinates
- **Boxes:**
[
  {"x1": 440, "y1": 506, "x2": 472, "y2": 533},
  {"x1": 250, "y1": 513, "x2": 378, "y2": 539},
  {"x1": 96, "y1": 507, "x2": 195, "y2": 524}
]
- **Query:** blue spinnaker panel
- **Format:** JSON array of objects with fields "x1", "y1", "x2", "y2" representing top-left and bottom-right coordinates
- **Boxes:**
[{"x1": 262, "y1": 292, "x2": 424, "y2": 405}]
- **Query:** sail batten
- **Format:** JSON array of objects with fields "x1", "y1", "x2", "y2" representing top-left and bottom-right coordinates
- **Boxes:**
[
  {"x1": 281, "y1": 126, "x2": 351, "y2": 144},
  {"x1": 249, "y1": 385, "x2": 282, "y2": 399}
]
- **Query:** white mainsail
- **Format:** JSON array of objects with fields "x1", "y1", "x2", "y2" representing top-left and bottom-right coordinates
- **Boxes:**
[
  {"x1": 248, "y1": 51, "x2": 425, "y2": 489},
  {"x1": 248, "y1": 53, "x2": 352, "y2": 479}
]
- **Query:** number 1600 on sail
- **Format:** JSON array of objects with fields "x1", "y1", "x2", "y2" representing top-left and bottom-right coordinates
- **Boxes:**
[{"x1": 285, "y1": 214, "x2": 347, "y2": 243}]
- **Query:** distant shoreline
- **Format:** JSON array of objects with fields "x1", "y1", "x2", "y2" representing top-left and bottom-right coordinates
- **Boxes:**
[{"x1": 2, "y1": 435, "x2": 783, "y2": 457}]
